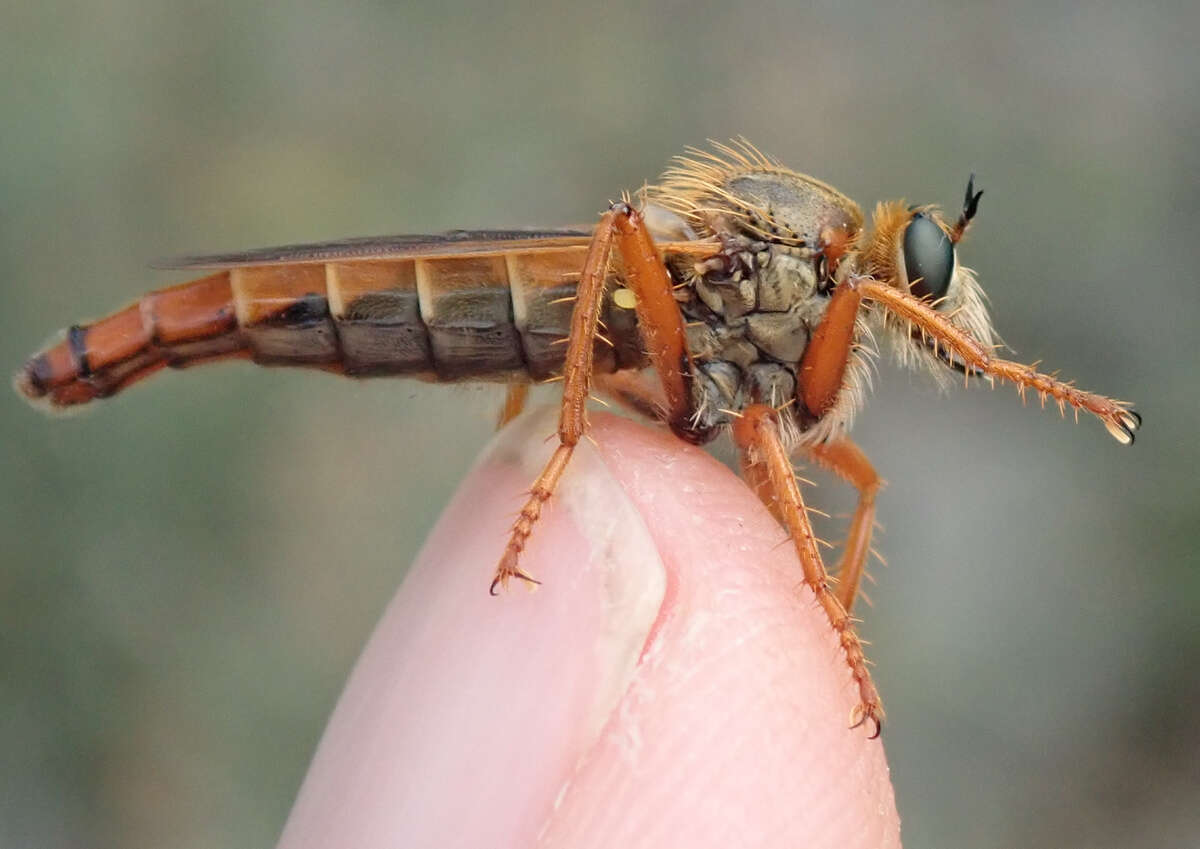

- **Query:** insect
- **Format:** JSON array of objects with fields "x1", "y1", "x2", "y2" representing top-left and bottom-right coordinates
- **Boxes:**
[{"x1": 15, "y1": 140, "x2": 1140, "y2": 736}]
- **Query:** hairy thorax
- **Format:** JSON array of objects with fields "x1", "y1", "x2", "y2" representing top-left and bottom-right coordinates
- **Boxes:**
[
  {"x1": 668, "y1": 242, "x2": 831, "y2": 438},
  {"x1": 642, "y1": 146, "x2": 872, "y2": 447}
]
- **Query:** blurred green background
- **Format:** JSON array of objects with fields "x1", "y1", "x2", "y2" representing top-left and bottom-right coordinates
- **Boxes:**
[{"x1": 2, "y1": 1, "x2": 1196, "y2": 847}]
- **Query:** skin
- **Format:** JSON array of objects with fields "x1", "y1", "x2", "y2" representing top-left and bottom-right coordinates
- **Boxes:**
[{"x1": 276, "y1": 408, "x2": 900, "y2": 849}]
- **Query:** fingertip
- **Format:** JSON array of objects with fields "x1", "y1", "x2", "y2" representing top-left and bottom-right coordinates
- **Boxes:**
[
  {"x1": 279, "y1": 409, "x2": 900, "y2": 849},
  {"x1": 541, "y1": 413, "x2": 900, "y2": 848}
]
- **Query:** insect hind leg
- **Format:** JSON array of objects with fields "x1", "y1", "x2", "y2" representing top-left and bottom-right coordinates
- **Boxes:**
[
  {"x1": 490, "y1": 201, "x2": 702, "y2": 593},
  {"x1": 495, "y1": 382, "x2": 530, "y2": 430},
  {"x1": 803, "y1": 437, "x2": 882, "y2": 614}
]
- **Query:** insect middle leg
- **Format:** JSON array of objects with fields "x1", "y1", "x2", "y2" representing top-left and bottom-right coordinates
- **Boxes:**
[
  {"x1": 490, "y1": 202, "x2": 698, "y2": 594},
  {"x1": 804, "y1": 438, "x2": 882, "y2": 614},
  {"x1": 788, "y1": 281, "x2": 884, "y2": 612},
  {"x1": 733, "y1": 405, "x2": 884, "y2": 735}
]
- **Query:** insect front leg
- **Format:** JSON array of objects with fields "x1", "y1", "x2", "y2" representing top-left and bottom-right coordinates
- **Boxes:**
[
  {"x1": 857, "y1": 280, "x2": 1141, "y2": 443},
  {"x1": 732, "y1": 405, "x2": 884, "y2": 736},
  {"x1": 490, "y1": 201, "x2": 699, "y2": 594},
  {"x1": 796, "y1": 277, "x2": 864, "y2": 421}
]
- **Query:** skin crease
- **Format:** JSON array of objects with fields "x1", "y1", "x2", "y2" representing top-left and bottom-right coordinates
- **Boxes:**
[{"x1": 276, "y1": 409, "x2": 900, "y2": 849}]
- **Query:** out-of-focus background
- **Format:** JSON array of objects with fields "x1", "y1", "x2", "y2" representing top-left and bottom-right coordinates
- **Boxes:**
[{"x1": 2, "y1": 2, "x2": 1196, "y2": 847}]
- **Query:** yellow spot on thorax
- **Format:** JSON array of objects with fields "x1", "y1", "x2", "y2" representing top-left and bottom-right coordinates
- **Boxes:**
[{"x1": 613, "y1": 288, "x2": 637, "y2": 309}]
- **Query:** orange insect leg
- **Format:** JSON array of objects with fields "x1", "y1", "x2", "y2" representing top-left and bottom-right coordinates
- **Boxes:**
[
  {"x1": 496, "y1": 383, "x2": 529, "y2": 429},
  {"x1": 805, "y1": 438, "x2": 882, "y2": 613},
  {"x1": 732, "y1": 404, "x2": 884, "y2": 736},
  {"x1": 737, "y1": 444, "x2": 787, "y2": 527},
  {"x1": 612, "y1": 209, "x2": 696, "y2": 433},
  {"x1": 491, "y1": 202, "x2": 697, "y2": 593},
  {"x1": 797, "y1": 280, "x2": 863, "y2": 418},
  {"x1": 856, "y1": 280, "x2": 1140, "y2": 443},
  {"x1": 491, "y1": 204, "x2": 622, "y2": 593}
]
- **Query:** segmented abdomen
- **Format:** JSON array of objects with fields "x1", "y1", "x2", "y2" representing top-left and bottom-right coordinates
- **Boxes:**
[{"x1": 16, "y1": 248, "x2": 645, "y2": 410}]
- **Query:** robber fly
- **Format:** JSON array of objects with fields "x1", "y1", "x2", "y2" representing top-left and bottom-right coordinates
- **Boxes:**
[{"x1": 15, "y1": 140, "x2": 1140, "y2": 735}]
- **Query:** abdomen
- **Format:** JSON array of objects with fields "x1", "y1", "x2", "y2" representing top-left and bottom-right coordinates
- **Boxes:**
[{"x1": 16, "y1": 247, "x2": 646, "y2": 411}]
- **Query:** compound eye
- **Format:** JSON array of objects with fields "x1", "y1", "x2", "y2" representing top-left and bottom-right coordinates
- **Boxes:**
[{"x1": 902, "y1": 213, "x2": 954, "y2": 301}]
